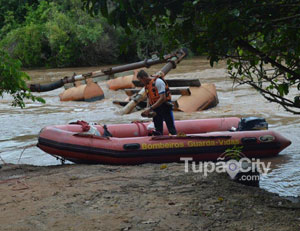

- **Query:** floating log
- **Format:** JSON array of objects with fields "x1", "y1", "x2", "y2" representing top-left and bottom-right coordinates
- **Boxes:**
[
  {"x1": 132, "y1": 78, "x2": 201, "y2": 87},
  {"x1": 124, "y1": 87, "x2": 191, "y2": 96}
]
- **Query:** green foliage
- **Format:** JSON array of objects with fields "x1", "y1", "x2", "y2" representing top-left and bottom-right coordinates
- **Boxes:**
[
  {"x1": 0, "y1": 0, "x2": 137, "y2": 108},
  {"x1": 0, "y1": 10, "x2": 18, "y2": 38},
  {"x1": 0, "y1": 0, "x2": 131, "y2": 67},
  {"x1": 0, "y1": 0, "x2": 39, "y2": 34},
  {"x1": 1, "y1": 24, "x2": 46, "y2": 67},
  {"x1": 0, "y1": 49, "x2": 45, "y2": 108},
  {"x1": 82, "y1": 0, "x2": 300, "y2": 114},
  {"x1": 134, "y1": 29, "x2": 164, "y2": 59}
]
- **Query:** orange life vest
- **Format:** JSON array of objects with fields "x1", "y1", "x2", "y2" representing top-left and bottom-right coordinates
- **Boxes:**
[{"x1": 145, "y1": 77, "x2": 171, "y2": 105}]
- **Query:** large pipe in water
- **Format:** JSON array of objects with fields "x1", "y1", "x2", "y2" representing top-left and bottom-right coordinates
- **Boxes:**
[
  {"x1": 120, "y1": 48, "x2": 188, "y2": 115},
  {"x1": 28, "y1": 49, "x2": 186, "y2": 92}
]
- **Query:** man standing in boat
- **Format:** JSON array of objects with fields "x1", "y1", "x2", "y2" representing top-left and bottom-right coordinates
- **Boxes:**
[{"x1": 137, "y1": 70, "x2": 177, "y2": 135}]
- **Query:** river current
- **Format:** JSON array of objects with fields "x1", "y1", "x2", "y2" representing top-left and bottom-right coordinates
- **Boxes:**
[{"x1": 0, "y1": 58, "x2": 299, "y2": 198}]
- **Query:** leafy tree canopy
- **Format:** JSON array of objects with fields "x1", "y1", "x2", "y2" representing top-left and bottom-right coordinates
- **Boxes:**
[
  {"x1": 0, "y1": 0, "x2": 39, "y2": 38},
  {"x1": 0, "y1": 0, "x2": 125, "y2": 67},
  {"x1": 0, "y1": 0, "x2": 134, "y2": 108},
  {"x1": 0, "y1": 49, "x2": 45, "y2": 108},
  {"x1": 83, "y1": 0, "x2": 300, "y2": 114}
]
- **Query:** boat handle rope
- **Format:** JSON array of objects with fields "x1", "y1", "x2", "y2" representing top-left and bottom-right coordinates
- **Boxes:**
[
  {"x1": 70, "y1": 120, "x2": 90, "y2": 131},
  {"x1": 131, "y1": 121, "x2": 147, "y2": 136}
]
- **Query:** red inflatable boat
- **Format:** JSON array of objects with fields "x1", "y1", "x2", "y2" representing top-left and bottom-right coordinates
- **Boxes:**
[{"x1": 37, "y1": 117, "x2": 291, "y2": 164}]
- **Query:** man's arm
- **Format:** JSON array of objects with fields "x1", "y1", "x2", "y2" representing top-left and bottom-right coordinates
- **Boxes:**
[
  {"x1": 150, "y1": 93, "x2": 166, "y2": 110},
  {"x1": 141, "y1": 94, "x2": 165, "y2": 117},
  {"x1": 141, "y1": 78, "x2": 167, "y2": 117}
]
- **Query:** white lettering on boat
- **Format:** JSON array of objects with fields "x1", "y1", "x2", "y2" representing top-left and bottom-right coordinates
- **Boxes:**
[{"x1": 141, "y1": 139, "x2": 241, "y2": 150}]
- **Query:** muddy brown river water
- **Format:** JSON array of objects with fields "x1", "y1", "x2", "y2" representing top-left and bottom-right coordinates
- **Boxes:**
[{"x1": 0, "y1": 58, "x2": 299, "y2": 198}]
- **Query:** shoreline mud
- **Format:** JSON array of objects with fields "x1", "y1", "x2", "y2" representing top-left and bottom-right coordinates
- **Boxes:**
[{"x1": 0, "y1": 163, "x2": 300, "y2": 231}]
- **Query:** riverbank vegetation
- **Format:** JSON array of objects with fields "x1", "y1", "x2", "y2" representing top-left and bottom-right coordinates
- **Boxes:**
[
  {"x1": 83, "y1": 0, "x2": 300, "y2": 114},
  {"x1": 0, "y1": 0, "x2": 163, "y2": 107},
  {"x1": 0, "y1": 0, "x2": 134, "y2": 67},
  {"x1": 0, "y1": 0, "x2": 177, "y2": 67},
  {"x1": 0, "y1": 49, "x2": 44, "y2": 108},
  {"x1": 1, "y1": 0, "x2": 300, "y2": 113}
]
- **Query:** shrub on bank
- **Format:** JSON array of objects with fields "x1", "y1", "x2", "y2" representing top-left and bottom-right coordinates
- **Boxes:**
[{"x1": 0, "y1": 0, "x2": 124, "y2": 67}]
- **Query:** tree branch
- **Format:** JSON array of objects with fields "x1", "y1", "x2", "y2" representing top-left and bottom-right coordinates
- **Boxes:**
[
  {"x1": 236, "y1": 40, "x2": 300, "y2": 81},
  {"x1": 271, "y1": 14, "x2": 300, "y2": 23},
  {"x1": 244, "y1": 81, "x2": 297, "y2": 109}
]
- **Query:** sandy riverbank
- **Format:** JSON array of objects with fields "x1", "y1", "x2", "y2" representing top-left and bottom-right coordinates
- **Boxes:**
[{"x1": 0, "y1": 163, "x2": 299, "y2": 231}]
